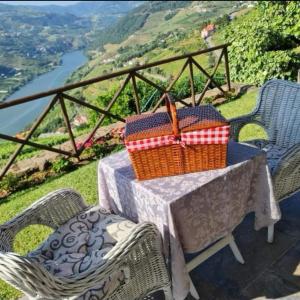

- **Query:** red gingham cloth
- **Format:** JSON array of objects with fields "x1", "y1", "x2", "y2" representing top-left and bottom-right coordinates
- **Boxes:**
[{"x1": 125, "y1": 125, "x2": 230, "y2": 152}]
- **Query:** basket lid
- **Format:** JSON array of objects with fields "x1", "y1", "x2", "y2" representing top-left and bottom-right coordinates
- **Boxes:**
[
  {"x1": 125, "y1": 104, "x2": 228, "y2": 141},
  {"x1": 177, "y1": 105, "x2": 228, "y2": 132},
  {"x1": 125, "y1": 112, "x2": 173, "y2": 141}
]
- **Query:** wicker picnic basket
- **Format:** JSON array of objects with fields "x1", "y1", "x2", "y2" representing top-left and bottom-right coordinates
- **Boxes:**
[{"x1": 124, "y1": 94, "x2": 230, "y2": 180}]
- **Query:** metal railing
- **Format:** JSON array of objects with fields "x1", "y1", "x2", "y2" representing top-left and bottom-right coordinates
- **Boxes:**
[{"x1": 0, "y1": 43, "x2": 231, "y2": 179}]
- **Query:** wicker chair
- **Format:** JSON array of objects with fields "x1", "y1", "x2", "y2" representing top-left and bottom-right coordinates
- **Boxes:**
[
  {"x1": 229, "y1": 79, "x2": 300, "y2": 242},
  {"x1": 0, "y1": 189, "x2": 172, "y2": 300}
]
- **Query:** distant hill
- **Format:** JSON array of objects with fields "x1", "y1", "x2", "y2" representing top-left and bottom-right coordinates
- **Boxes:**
[
  {"x1": 23, "y1": 1, "x2": 143, "y2": 17},
  {"x1": 89, "y1": 1, "x2": 193, "y2": 50},
  {"x1": 0, "y1": 0, "x2": 249, "y2": 102},
  {"x1": 10, "y1": 1, "x2": 144, "y2": 28},
  {"x1": 0, "y1": 5, "x2": 90, "y2": 67},
  {"x1": 71, "y1": 0, "x2": 248, "y2": 102},
  {"x1": 0, "y1": 1, "x2": 142, "y2": 101}
]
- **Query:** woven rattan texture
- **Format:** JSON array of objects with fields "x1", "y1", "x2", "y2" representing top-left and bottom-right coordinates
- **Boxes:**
[
  {"x1": 177, "y1": 105, "x2": 228, "y2": 132},
  {"x1": 230, "y1": 79, "x2": 300, "y2": 201},
  {"x1": 130, "y1": 144, "x2": 227, "y2": 180}
]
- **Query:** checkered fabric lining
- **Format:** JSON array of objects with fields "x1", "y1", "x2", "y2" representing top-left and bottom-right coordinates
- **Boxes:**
[{"x1": 125, "y1": 125, "x2": 230, "y2": 152}]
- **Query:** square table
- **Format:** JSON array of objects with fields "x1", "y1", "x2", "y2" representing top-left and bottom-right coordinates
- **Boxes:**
[{"x1": 97, "y1": 141, "x2": 281, "y2": 300}]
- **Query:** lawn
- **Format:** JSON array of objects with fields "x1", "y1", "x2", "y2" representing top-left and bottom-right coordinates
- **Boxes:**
[{"x1": 0, "y1": 88, "x2": 264, "y2": 299}]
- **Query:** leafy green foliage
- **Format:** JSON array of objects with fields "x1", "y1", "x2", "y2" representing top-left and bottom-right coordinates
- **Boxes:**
[
  {"x1": 0, "y1": 173, "x2": 19, "y2": 192},
  {"x1": 214, "y1": 14, "x2": 230, "y2": 28},
  {"x1": 222, "y1": 2, "x2": 300, "y2": 85},
  {"x1": 51, "y1": 157, "x2": 73, "y2": 173}
]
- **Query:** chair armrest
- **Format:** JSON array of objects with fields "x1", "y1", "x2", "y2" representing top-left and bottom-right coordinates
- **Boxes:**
[
  {"x1": 228, "y1": 114, "x2": 264, "y2": 141},
  {"x1": 0, "y1": 222, "x2": 166, "y2": 299},
  {"x1": 0, "y1": 188, "x2": 88, "y2": 252},
  {"x1": 241, "y1": 139, "x2": 269, "y2": 149}
]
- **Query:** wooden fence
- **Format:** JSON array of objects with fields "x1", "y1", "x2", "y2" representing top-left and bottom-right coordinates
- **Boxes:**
[{"x1": 0, "y1": 43, "x2": 231, "y2": 180}]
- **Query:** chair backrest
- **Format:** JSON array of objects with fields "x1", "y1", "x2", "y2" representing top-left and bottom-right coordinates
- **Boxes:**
[{"x1": 254, "y1": 79, "x2": 300, "y2": 148}]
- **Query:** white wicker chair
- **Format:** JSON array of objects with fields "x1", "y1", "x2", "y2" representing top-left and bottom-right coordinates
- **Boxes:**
[{"x1": 0, "y1": 189, "x2": 172, "y2": 300}]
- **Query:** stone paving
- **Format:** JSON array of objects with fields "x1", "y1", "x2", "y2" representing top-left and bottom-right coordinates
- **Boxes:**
[
  {"x1": 186, "y1": 192, "x2": 300, "y2": 300},
  {"x1": 150, "y1": 193, "x2": 300, "y2": 300}
]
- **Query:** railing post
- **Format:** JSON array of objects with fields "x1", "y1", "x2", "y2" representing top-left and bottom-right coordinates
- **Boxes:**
[
  {"x1": 58, "y1": 93, "x2": 79, "y2": 159},
  {"x1": 196, "y1": 49, "x2": 224, "y2": 105},
  {"x1": 131, "y1": 73, "x2": 141, "y2": 114},
  {"x1": 224, "y1": 46, "x2": 231, "y2": 91},
  {"x1": 188, "y1": 57, "x2": 196, "y2": 106},
  {"x1": 298, "y1": 69, "x2": 300, "y2": 83}
]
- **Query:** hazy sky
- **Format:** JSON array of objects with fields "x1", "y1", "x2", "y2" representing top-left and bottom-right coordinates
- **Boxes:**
[{"x1": 0, "y1": 1, "x2": 79, "y2": 5}]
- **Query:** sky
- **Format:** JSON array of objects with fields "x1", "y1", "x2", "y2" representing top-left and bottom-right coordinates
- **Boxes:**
[{"x1": 0, "y1": 1, "x2": 79, "y2": 5}]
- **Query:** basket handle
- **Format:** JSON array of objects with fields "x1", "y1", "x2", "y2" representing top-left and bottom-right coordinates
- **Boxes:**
[{"x1": 165, "y1": 93, "x2": 179, "y2": 136}]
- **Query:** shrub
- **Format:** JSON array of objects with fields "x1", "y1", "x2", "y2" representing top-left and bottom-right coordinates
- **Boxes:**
[
  {"x1": 0, "y1": 173, "x2": 20, "y2": 192},
  {"x1": 222, "y1": 2, "x2": 300, "y2": 85},
  {"x1": 51, "y1": 157, "x2": 73, "y2": 173}
]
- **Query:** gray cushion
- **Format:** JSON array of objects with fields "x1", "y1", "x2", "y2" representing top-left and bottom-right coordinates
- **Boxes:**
[{"x1": 27, "y1": 206, "x2": 136, "y2": 299}]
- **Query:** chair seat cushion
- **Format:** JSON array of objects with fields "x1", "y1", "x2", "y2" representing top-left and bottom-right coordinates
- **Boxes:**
[
  {"x1": 243, "y1": 140, "x2": 288, "y2": 175},
  {"x1": 28, "y1": 206, "x2": 136, "y2": 278}
]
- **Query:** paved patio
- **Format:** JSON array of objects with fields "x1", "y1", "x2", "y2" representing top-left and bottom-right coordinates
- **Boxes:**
[{"x1": 151, "y1": 193, "x2": 300, "y2": 300}]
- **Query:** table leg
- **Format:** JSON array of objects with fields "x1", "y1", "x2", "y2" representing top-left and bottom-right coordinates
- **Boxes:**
[
  {"x1": 186, "y1": 235, "x2": 231, "y2": 272},
  {"x1": 228, "y1": 234, "x2": 245, "y2": 264},
  {"x1": 186, "y1": 234, "x2": 244, "y2": 299},
  {"x1": 267, "y1": 224, "x2": 274, "y2": 243},
  {"x1": 189, "y1": 275, "x2": 200, "y2": 299}
]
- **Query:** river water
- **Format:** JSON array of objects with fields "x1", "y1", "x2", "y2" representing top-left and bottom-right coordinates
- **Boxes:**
[{"x1": 0, "y1": 50, "x2": 87, "y2": 136}]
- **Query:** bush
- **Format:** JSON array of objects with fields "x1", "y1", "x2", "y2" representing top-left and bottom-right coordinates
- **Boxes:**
[
  {"x1": 84, "y1": 143, "x2": 124, "y2": 159},
  {"x1": 0, "y1": 173, "x2": 20, "y2": 192},
  {"x1": 222, "y1": 2, "x2": 300, "y2": 85},
  {"x1": 51, "y1": 157, "x2": 74, "y2": 173}
]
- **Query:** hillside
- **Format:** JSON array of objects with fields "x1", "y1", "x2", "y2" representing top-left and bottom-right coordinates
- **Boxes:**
[
  {"x1": 70, "y1": 1, "x2": 246, "y2": 101},
  {"x1": 0, "y1": 1, "x2": 141, "y2": 102}
]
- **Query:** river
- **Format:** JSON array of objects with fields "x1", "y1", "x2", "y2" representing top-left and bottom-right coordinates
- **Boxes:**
[{"x1": 0, "y1": 50, "x2": 88, "y2": 136}]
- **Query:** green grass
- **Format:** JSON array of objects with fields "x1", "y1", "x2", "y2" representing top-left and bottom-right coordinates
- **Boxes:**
[{"x1": 0, "y1": 88, "x2": 264, "y2": 299}]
